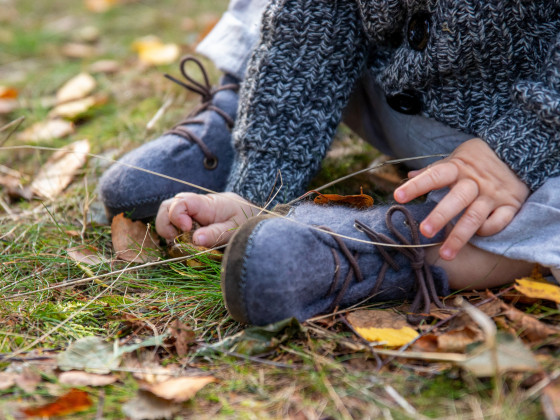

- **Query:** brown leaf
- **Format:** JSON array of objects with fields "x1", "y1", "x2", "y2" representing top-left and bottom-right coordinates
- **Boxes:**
[
  {"x1": 168, "y1": 319, "x2": 195, "y2": 357},
  {"x1": 0, "y1": 99, "x2": 19, "y2": 114},
  {"x1": 543, "y1": 379, "x2": 560, "y2": 417},
  {"x1": 0, "y1": 174, "x2": 21, "y2": 190},
  {"x1": 111, "y1": 213, "x2": 160, "y2": 262},
  {"x1": 311, "y1": 187, "x2": 374, "y2": 209},
  {"x1": 347, "y1": 309, "x2": 410, "y2": 330},
  {"x1": 14, "y1": 368, "x2": 41, "y2": 393},
  {"x1": 21, "y1": 389, "x2": 92, "y2": 417},
  {"x1": 0, "y1": 86, "x2": 18, "y2": 99},
  {"x1": 499, "y1": 301, "x2": 560, "y2": 343},
  {"x1": 61, "y1": 43, "x2": 99, "y2": 59},
  {"x1": 49, "y1": 94, "x2": 107, "y2": 120},
  {"x1": 67, "y1": 246, "x2": 108, "y2": 265},
  {"x1": 17, "y1": 119, "x2": 74, "y2": 142},
  {"x1": 56, "y1": 73, "x2": 97, "y2": 104},
  {"x1": 30, "y1": 139, "x2": 90, "y2": 200},
  {"x1": 436, "y1": 325, "x2": 484, "y2": 353},
  {"x1": 347, "y1": 309, "x2": 418, "y2": 347},
  {"x1": 0, "y1": 372, "x2": 17, "y2": 390},
  {"x1": 90, "y1": 59, "x2": 120, "y2": 74},
  {"x1": 412, "y1": 334, "x2": 439, "y2": 352},
  {"x1": 122, "y1": 390, "x2": 181, "y2": 420},
  {"x1": 141, "y1": 376, "x2": 215, "y2": 403},
  {"x1": 59, "y1": 371, "x2": 117, "y2": 387}
]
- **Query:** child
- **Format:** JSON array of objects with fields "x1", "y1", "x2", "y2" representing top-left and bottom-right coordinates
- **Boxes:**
[{"x1": 102, "y1": 0, "x2": 560, "y2": 325}]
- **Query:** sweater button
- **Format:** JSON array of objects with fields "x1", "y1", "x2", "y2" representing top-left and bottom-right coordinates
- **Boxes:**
[
  {"x1": 407, "y1": 12, "x2": 430, "y2": 51},
  {"x1": 386, "y1": 90, "x2": 422, "y2": 115}
]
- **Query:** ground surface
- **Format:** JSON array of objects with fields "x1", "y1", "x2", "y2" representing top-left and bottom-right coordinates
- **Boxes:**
[{"x1": 1, "y1": 0, "x2": 559, "y2": 419}]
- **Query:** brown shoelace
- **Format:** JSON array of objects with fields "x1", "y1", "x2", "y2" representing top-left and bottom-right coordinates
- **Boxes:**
[
  {"x1": 322, "y1": 205, "x2": 446, "y2": 324},
  {"x1": 164, "y1": 56, "x2": 239, "y2": 170}
]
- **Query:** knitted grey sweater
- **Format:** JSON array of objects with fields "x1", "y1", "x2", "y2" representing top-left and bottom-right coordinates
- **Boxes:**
[{"x1": 226, "y1": 0, "x2": 560, "y2": 206}]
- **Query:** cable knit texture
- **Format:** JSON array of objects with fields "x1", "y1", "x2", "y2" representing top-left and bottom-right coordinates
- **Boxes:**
[{"x1": 227, "y1": 0, "x2": 560, "y2": 204}]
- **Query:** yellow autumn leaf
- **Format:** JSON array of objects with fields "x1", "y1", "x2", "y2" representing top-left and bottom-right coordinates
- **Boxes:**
[
  {"x1": 132, "y1": 36, "x2": 180, "y2": 66},
  {"x1": 355, "y1": 326, "x2": 419, "y2": 347},
  {"x1": 56, "y1": 73, "x2": 97, "y2": 104},
  {"x1": 515, "y1": 278, "x2": 560, "y2": 304}
]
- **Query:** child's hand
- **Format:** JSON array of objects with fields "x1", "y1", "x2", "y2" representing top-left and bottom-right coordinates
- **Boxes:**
[
  {"x1": 155, "y1": 192, "x2": 255, "y2": 247},
  {"x1": 394, "y1": 138, "x2": 529, "y2": 260}
]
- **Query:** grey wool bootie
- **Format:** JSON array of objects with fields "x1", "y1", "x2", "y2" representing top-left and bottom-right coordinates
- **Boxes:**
[
  {"x1": 99, "y1": 56, "x2": 239, "y2": 221},
  {"x1": 222, "y1": 202, "x2": 450, "y2": 326}
]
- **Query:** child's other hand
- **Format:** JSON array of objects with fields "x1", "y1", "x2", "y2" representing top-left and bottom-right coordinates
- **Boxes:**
[
  {"x1": 394, "y1": 138, "x2": 529, "y2": 261},
  {"x1": 155, "y1": 192, "x2": 255, "y2": 247}
]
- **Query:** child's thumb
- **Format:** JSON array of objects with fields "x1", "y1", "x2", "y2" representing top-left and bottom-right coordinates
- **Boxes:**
[{"x1": 193, "y1": 220, "x2": 239, "y2": 247}]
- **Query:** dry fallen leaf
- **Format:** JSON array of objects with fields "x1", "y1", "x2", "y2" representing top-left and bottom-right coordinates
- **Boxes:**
[
  {"x1": 90, "y1": 59, "x2": 120, "y2": 74},
  {"x1": 0, "y1": 99, "x2": 19, "y2": 114},
  {"x1": 30, "y1": 139, "x2": 90, "y2": 200},
  {"x1": 85, "y1": 0, "x2": 118, "y2": 12},
  {"x1": 354, "y1": 326, "x2": 419, "y2": 347},
  {"x1": 141, "y1": 376, "x2": 216, "y2": 403},
  {"x1": 58, "y1": 336, "x2": 120, "y2": 374},
  {"x1": 56, "y1": 73, "x2": 97, "y2": 104},
  {"x1": 459, "y1": 332, "x2": 540, "y2": 377},
  {"x1": 0, "y1": 86, "x2": 18, "y2": 99},
  {"x1": 543, "y1": 379, "x2": 560, "y2": 417},
  {"x1": 436, "y1": 325, "x2": 484, "y2": 353},
  {"x1": 132, "y1": 35, "x2": 180, "y2": 66},
  {"x1": 168, "y1": 319, "x2": 196, "y2": 357},
  {"x1": 499, "y1": 301, "x2": 560, "y2": 343},
  {"x1": 515, "y1": 278, "x2": 560, "y2": 304},
  {"x1": 14, "y1": 368, "x2": 42, "y2": 393},
  {"x1": 59, "y1": 371, "x2": 117, "y2": 387},
  {"x1": 61, "y1": 43, "x2": 98, "y2": 59},
  {"x1": 49, "y1": 95, "x2": 106, "y2": 120},
  {"x1": 347, "y1": 310, "x2": 418, "y2": 347},
  {"x1": 17, "y1": 119, "x2": 74, "y2": 142},
  {"x1": 21, "y1": 389, "x2": 92, "y2": 418},
  {"x1": 0, "y1": 372, "x2": 17, "y2": 390},
  {"x1": 122, "y1": 390, "x2": 181, "y2": 420},
  {"x1": 111, "y1": 213, "x2": 160, "y2": 262},
  {"x1": 67, "y1": 246, "x2": 108, "y2": 265},
  {"x1": 311, "y1": 187, "x2": 374, "y2": 209}
]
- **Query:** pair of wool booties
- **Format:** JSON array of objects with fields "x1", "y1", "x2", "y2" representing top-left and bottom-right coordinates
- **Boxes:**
[{"x1": 99, "y1": 57, "x2": 449, "y2": 326}]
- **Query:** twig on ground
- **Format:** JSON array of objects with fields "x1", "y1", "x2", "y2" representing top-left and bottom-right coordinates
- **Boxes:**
[
  {"x1": 0, "y1": 116, "x2": 25, "y2": 146},
  {"x1": 384, "y1": 385, "x2": 419, "y2": 418}
]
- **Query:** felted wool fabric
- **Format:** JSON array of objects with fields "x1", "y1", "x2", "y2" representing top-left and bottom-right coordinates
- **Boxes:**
[{"x1": 226, "y1": 0, "x2": 560, "y2": 206}]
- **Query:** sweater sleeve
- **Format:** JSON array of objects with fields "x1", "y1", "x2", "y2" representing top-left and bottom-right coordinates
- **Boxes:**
[
  {"x1": 482, "y1": 32, "x2": 560, "y2": 191},
  {"x1": 225, "y1": 0, "x2": 368, "y2": 206}
]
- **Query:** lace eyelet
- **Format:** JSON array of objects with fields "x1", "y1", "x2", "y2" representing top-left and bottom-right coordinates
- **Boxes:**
[{"x1": 203, "y1": 157, "x2": 218, "y2": 170}]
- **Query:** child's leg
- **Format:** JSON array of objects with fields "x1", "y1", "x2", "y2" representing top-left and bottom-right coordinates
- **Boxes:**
[{"x1": 426, "y1": 244, "x2": 536, "y2": 290}]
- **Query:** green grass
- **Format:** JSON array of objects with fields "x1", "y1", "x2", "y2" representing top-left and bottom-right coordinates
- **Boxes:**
[{"x1": 0, "y1": 0, "x2": 558, "y2": 418}]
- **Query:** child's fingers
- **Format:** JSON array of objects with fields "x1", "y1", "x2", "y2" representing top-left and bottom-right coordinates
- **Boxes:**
[
  {"x1": 155, "y1": 199, "x2": 180, "y2": 240},
  {"x1": 168, "y1": 196, "x2": 195, "y2": 232},
  {"x1": 439, "y1": 198, "x2": 493, "y2": 260},
  {"x1": 419, "y1": 178, "x2": 478, "y2": 238},
  {"x1": 193, "y1": 220, "x2": 240, "y2": 247},
  {"x1": 395, "y1": 162, "x2": 458, "y2": 203},
  {"x1": 477, "y1": 206, "x2": 516, "y2": 236}
]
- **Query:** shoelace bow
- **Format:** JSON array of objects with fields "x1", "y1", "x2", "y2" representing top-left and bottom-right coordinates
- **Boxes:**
[
  {"x1": 321, "y1": 205, "x2": 446, "y2": 324},
  {"x1": 164, "y1": 56, "x2": 239, "y2": 170}
]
